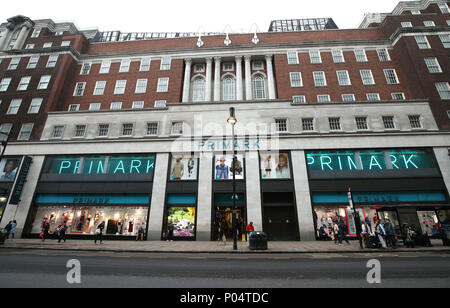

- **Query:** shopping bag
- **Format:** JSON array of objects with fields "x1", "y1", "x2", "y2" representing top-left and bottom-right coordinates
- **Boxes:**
[
  {"x1": 39, "y1": 232, "x2": 44, "y2": 239},
  {"x1": 242, "y1": 234, "x2": 246, "y2": 242}
]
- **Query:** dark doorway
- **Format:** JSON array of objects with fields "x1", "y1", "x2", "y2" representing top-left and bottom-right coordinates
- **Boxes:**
[{"x1": 263, "y1": 206, "x2": 299, "y2": 241}]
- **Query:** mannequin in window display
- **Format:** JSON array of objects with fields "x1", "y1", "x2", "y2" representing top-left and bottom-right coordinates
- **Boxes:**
[
  {"x1": 171, "y1": 157, "x2": 184, "y2": 180},
  {"x1": 275, "y1": 154, "x2": 290, "y2": 178},
  {"x1": 216, "y1": 157, "x2": 229, "y2": 179},
  {"x1": 264, "y1": 155, "x2": 272, "y2": 178},
  {"x1": 187, "y1": 156, "x2": 195, "y2": 178},
  {"x1": 230, "y1": 158, "x2": 242, "y2": 176},
  {"x1": 76, "y1": 211, "x2": 86, "y2": 232}
]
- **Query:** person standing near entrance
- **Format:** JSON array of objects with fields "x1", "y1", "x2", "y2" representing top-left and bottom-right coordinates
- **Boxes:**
[
  {"x1": 338, "y1": 219, "x2": 349, "y2": 245},
  {"x1": 245, "y1": 222, "x2": 254, "y2": 241},
  {"x1": 10, "y1": 220, "x2": 16, "y2": 240},
  {"x1": 218, "y1": 219, "x2": 226, "y2": 246},
  {"x1": 167, "y1": 221, "x2": 174, "y2": 242},
  {"x1": 58, "y1": 222, "x2": 67, "y2": 243},
  {"x1": 361, "y1": 220, "x2": 369, "y2": 248},
  {"x1": 384, "y1": 219, "x2": 396, "y2": 248},
  {"x1": 41, "y1": 221, "x2": 50, "y2": 242},
  {"x1": 94, "y1": 221, "x2": 105, "y2": 244},
  {"x1": 375, "y1": 221, "x2": 387, "y2": 248}
]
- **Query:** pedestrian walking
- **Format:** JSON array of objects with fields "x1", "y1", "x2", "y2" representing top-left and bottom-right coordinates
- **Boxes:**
[
  {"x1": 245, "y1": 221, "x2": 254, "y2": 242},
  {"x1": 403, "y1": 223, "x2": 415, "y2": 248},
  {"x1": 361, "y1": 220, "x2": 369, "y2": 249},
  {"x1": 218, "y1": 220, "x2": 226, "y2": 246},
  {"x1": 375, "y1": 221, "x2": 387, "y2": 248},
  {"x1": 58, "y1": 223, "x2": 67, "y2": 243},
  {"x1": 333, "y1": 222, "x2": 339, "y2": 244},
  {"x1": 94, "y1": 221, "x2": 105, "y2": 244},
  {"x1": 167, "y1": 221, "x2": 174, "y2": 242},
  {"x1": 338, "y1": 220, "x2": 349, "y2": 245},
  {"x1": 4, "y1": 221, "x2": 12, "y2": 239},
  {"x1": 384, "y1": 219, "x2": 397, "y2": 248},
  {"x1": 41, "y1": 221, "x2": 50, "y2": 242},
  {"x1": 10, "y1": 220, "x2": 16, "y2": 240},
  {"x1": 136, "y1": 224, "x2": 145, "y2": 241}
]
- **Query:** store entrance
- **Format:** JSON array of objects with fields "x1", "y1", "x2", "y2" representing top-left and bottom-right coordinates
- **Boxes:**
[
  {"x1": 213, "y1": 207, "x2": 245, "y2": 241},
  {"x1": 377, "y1": 209, "x2": 402, "y2": 235},
  {"x1": 263, "y1": 206, "x2": 298, "y2": 241}
]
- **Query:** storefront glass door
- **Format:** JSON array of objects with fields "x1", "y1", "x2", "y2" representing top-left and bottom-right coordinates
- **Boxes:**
[{"x1": 417, "y1": 210, "x2": 439, "y2": 237}]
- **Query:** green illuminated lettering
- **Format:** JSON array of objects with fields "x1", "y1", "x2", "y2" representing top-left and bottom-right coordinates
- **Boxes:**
[
  {"x1": 403, "y1": 154, "x2": 418, "y2": 169},
  {"x1": 59, "y1": 160, "x2": 71, "y2": 174},
  {"x1": 338, "y1": 156, "x2": 343, "y2": 170},
  {"x1": 307, "y1": 156, "x2": 314, "y2": 165},
  {"x1": 97, "y1": 160, "x2": 104, "y2": 174},
  {"x1": 390, "y1": 155, "x2": 399, "y2": 169},
  {"x1": 130, "y1": 160, "x2": 141, "y2": 173},
  {"x1": 369, "y1": 156, "x2": 382, "y2": 170},
  {"x1": 146, "y1": 160, "x2": 154, "y2": 173},
  {"x1": 114, "y1": 160, "x2": 125, "y2": 174},
  {"x1": 347, "y1": 156, "x2": 358, "y2": 170},
  {"x1": 73, "y1": 161, "x2": 80, "y2": 174},
  {"x1": 320, "y1": 156, "x2": 333, "y2": 170}
]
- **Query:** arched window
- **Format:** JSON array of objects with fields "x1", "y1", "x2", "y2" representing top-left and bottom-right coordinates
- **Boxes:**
[
  {"x1": 192, "y1": 77, "x2": 205, "y2": 102},
  {"x1": 253, "y1": 75, "x2": 266, "y2": 99},
  {"x1": 222, "y1": 76, "x2": 236, "y2": 101}
]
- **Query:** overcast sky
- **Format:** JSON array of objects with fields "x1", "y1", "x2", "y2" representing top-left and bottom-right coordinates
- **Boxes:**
[{"x1": 2, "y1": 0, "x2": 400, "y2": 33}]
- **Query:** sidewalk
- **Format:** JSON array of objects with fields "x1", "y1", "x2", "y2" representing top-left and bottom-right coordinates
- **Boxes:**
[{"x1": 1, "y1": 239, "x2": 449, "y2": 254}]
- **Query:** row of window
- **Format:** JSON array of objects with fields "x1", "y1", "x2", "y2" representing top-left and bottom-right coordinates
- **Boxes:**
[
  {"x1": 414, "y1": 34, "x2": 450, "y2": 49},
  {"x1": 2, "y1": 55, "x2": 59, "y2": 70},
  {"x1": 73, "y1": 77, "x2": 169, "y2": 96},
  {"x1": 400, "y1": 20, "x2": 450, "y2": 28},
  {"x1": 274, "y1": 115, "x2": 423, "y2": 132},
  {"x1": 0, "y1": 123, "x2": 33, "y2": 141},
  {"x1": 288, "y1": 69, "x2": 400, "y2": 88},
  {"x1": 29, "y1": 28, "x2": 66, "y2": 38},
  {"x1": 0, "y1": 98, "x2": 42, "y2": 115},
  {"x1": 407, "y1": 3, "x2": 450, "y2": 14},
  {"x1": 0, "y1": 75, "x2": 51, "y2": 92},
  {"x1": 67, "y1": 100, "x2": 167, "y2": 112},
  {"x1": 80, "y1": 57, "x2": 170, "y2": 75},
  {"x1": 286, "y1": 48, "x2": 391, "y2": 65},
  {"x1": 25, "y1": 41, "x2": 70, "y2": 50}
]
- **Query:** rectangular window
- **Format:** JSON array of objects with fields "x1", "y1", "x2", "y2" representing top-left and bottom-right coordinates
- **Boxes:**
[
  {"x1": 287, "y1": 51, "x2": 299, "y2": 64},
  {"x1": 61, "y1": 41, "x2": 70, "y2": 47},
  {"x1": 74, "y1": 125, "x2": 86, "y2": 137},
  {"x1": 435, "y1": 82, "x2": 450, "y2": 99},
  {"x1": 337, "y1": 70, "x2": 351, "y2": 86},
  {"x1": 46, "y1": 55, "x2": 58, "y2": 68},
  {"x1": 438, "y1": 3, "x2": 450, "y2": 14},
  {"x1": 313, "y1": 71, "x2": 327, "y2": 87},
  {"x1": 140, "y1": 58, "x2": 151, "y2": 71},
  {"x1": 415, "y1": 35, "x2": 431, "y2": 49},
  {"x1": 132, "y1": 101, "x2": 144, "y2": 109},
  {"x1": 423, "y1": 21, "x2": 435, "y2": 27},
  {"x1": 110, "y1": 102, "x2": 122, "y2": 110},
  {"x1": 0, "y1": 78, "x2": 12, "y2": 92},
  {"x1": 360, "y1": 70, "x2": 375, "y2": 85},
  {"x1": 17, "y1": 76, "x2": 31, "y2": 91},
  {"x1": 98, "y1": 124, "x2": 109, "y2": 137},
  {"x1": 52, "y1": 126, "x2": 64, "y2": 138},
  {"x1": 119, "y1": 59, "x2": 131, "y2": 72},
  {"x1": 289, "y1": 72, "x2": 303, "y2": 87},
  {"x1": 384, "y1": 69, "x2": 399, "y2": 84},
  {"x1": 55, "y1": 31, "x2": 64, "y2": 36},
  {"x1": 8, "y1": 58, "x2": 20, "y2": 70},
  {"x1": 73, "y1": 82, "x2": 86, "y2": 96},
  {"x1": 425, "y1": 57, "x2": 442, "y2": 73},
  {"x1": 37, "y1": 75, "x2": 51, "y2": 89},
  {"x1": 157, "y1": 78, "x2": 169, "y2": 92},
  {"x1": 100, "y1": 60, "x2": 111, "y2": 74},
  {"x1": 25, "y1": 44, "x2": 34, "y2": 49},
  {"x1": 114, "y1": 80, "x2": 127, "y2": 94},
  {"x1": 194, "y1": 64, "x2": 205, "y2": 73},
  {"x1": 171, "y1": 122, "x2": 183, "y2": 135},
  {"x1": 377, "y1": 49, "x2": 391, "y2": 61},
  {"x1": 27, "y1": 56, "x2": 39, "y2": 69},
  {"x1": 317, "y1": 95, "x2": 331, "y2": 103},
  {"x1": 28, "y1": 98, "x2": 43, "y2": 114},
  {"x1": 275, "y1": 119, "x2": 288, "y2": 132},
  {"x1": 160, "y1": 57, "x2": 171, "y2": 70},
  {"x1": 391, "y1": 93, "x2": 406, "y2": 100},
  {"x1": 366, "y1": 93, "x2": 380, "y2": 101},
  {"x1": 342, "y1": 94, "x2": 355, "y2": 102},
  {"x1": 309, "y1": 50, "x2": 322, "y2": 64},
  {"x1": 89, "y1": 103, "x2": 101, "y2": 111},
  {"x1": 355, "y1": 117, "x2": 368, "y2": 130},
  {"x1": 332, "y1": 49, "x2": 345, "y2": 63},
  {"x1": 0, "y1": 124, "x2": 12, "y2": 140},
  {"x1": 382, "y1": 116, "x2": 395, "y2": 129},
  {"x1": 135, "y1": 79, "x2": 148, "y2": 93},
  {"x1": 223, "y1": 63, "x2": 234, "y2": 71},
  {"x1": 93, "y1": 81, "x2": 106, "y2": 95},
  {"x1": 439, "y1": 34, "x2": 450, "y2": 48},
  {"x1": 292, "y1": 95, "x2": 306, "y2": 104},
  {"x1": 408, "y1": 115, "x2": 422, "y2": 129},
  {"x1": 18, "y1": 123, "x2": 33, "y2": 141},
  {"x1": 7, "y1": 99, "x2": 22, "y2": 114},
  {"x1": 147, "y1": 123, "x2": 158, "y2": 135},
  {"x1": 354, "y1": 49, "x2": 367, "y2": 62},
  {"x1": 81, "y1": 63, "x2": 91, "y2": 75},
  {"x1": 154, "y1": 100, "x2": 167, "y2": 108},
  {"x1": 122, "y1": 124, "x2": 134, "y2": 136},
  {"x1": 401, "y1": 22, "x2": 412, "y2": 28},
  {"x1": 31, "y1": 29, "x2": 41, "y2": 38},
  {"x1": 411, "y1": 10, "x2": 421, "y2": 15},
  {"x1": 43, "y1": 42, "x2": 52, "y2": 48},
  {"x1": 252, "y1": 61, "x2": 264, "y2": 70},
  {"x1": 328, "y1": 117, "x2": 341, "y2": 130},
  {"x1": 68, "y1": 104, "x2": 80, "y2": 112},
  {"x1": 302, "y1": 118, "x2": 314, "y2": 131}
]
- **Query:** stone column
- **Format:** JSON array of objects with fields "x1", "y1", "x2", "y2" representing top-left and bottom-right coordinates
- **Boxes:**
[
  {"x1": 244, "y1": 56, "x2": 252, "y2": 100},
  {"x1": 214, "y1": 57, "x2": 221, "y2": 101},
  {"x1": 245, "y1": 151, "x2": 263, "y2": 231},
  {"x1": 0, "y1": 27, "x2": 11, "y2": 51},
  {"x1": 265, "y1": 54, "x2": 276, "y2": 99},
  {"x1": 0, "y1": 156, "x2": 44, "y2": 238},
  {"x1": 291, "y1": 150, "x2": 316, "y2": 241},
  {"x1": 13, "y1": 24, "x2": 30, "y2": 50},
  {"x1": 205, "y1": 57, "x2": 212, "y2": 102},
  {"x1": 196, "y1": 152, "x2": 213, "y2": 241},
  {"x1": 235, "y1": 56, "x2": 243, "y2": 101},
  {"x1": 148, "y1": 153, "x2": 169, "y2": 240},
  {"x1": 182, "y1": 58, "x2": 192, "y2": 103},
  {"x1": 433, "y1": 147, "x2": 450, "y2": 196}
]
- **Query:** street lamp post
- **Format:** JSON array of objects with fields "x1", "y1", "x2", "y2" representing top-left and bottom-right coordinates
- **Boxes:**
[
  {"x1": 227, "y1": 107, "x2": 238, "y2": 251},
  {"x1": 348, "y1": 187, "x2": 363, "y2": 249}
]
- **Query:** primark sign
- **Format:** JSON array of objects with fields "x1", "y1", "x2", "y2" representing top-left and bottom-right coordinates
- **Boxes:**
[{"x1": 306, "y1": 148, "x2": 436, "y2": 171}]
